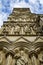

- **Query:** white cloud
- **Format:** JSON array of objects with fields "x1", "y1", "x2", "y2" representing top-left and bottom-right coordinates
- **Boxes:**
[
  {"x1": 10, "y1": 0, "x2": 43, "y2": 13},
  {"x1": 29, "y1": 0, "x2": 36, "y2": 4},
  {"x1": 0, "y1": 14, "x2": 3, "y2": 27},
  {"x1": 10, "y1": 0, "x2": 29, "y2": 9},
  {"x1": 0, "y1": 1, "x2": 2, "y2": 12},
  {"x1": 29, "y1": 0, "x2": 43, "y2": 13},
  {"x1": 13, "y1": 0, "x2": 29, "y2": 8},
  {"x1": 40, "y1": 0, "x2": 43, "y2": 4}
]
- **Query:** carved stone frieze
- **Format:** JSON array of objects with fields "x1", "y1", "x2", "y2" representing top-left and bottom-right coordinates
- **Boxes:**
[{"x1": 0, "y1": 8, "x2": 43, "y2": 35}]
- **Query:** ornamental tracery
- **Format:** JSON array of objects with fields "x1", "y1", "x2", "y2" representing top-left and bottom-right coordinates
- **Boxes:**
[{"x1": 0, "y1": 41, "x2": 43, "y2": 65}]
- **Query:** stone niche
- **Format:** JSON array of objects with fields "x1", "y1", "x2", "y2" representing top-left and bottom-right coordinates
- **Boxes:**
[{"x1": 0, "y1": 41, "x2": 43, "y2": 65}]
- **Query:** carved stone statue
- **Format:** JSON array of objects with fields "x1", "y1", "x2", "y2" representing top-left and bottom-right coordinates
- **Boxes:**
[
  {"x1": 14, "y1": 25, "x2": 21, "y2": 34},
  {"x1": 14, "y1": 50, "x2": 28, "y2": 65},
  {"x1": 24, "y1": 25, "x2": 31, "y2": 35}
]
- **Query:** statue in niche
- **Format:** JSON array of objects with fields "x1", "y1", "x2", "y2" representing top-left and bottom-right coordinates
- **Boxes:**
[
  {"x1": 14, "y1": 50, "x2": 28, "y2": 65},
  {"x1": 33, "y1": 16, "x2": 42, "y2": 35},
  {"x1": 24, "y1": 25, "x2": 31, "y2": 35},
  {"x1": 2, "y1": 26, "x2": 9, "y2": 35},
  {"x1": 14, "y1": 25, "x2": 20, "y2": 34}
]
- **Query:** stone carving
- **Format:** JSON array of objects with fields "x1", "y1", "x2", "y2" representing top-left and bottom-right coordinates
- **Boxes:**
[
  {"x1": 0, "y1": 51, "x2": 3, "y2": 64},
  {"x1": 1, "y1": 8, "x2": 43, "y2": 35},
  {"x1": 0, "y1": 50, "x2": 5, "y2": 65},
  {"x1": 30, "y1": 54, "x2": 38, "y2": 65},
  {"x1": 14, "y1": 25, "x2": 21, "y2": 35},
  {"x1": 14, "y1": 49, "x2": 28, "y2": 65},
  {"x1": 0, "y1": 8, "x2": 43, "y2": 65},
  {"x1": 6, "y1": 55, "x2": 12, "y2": 65},
  {"x1": 38, "y1": 51, "x2": 43, "y2": 63},
  {"x1": 32, "y1": 16, "x2": 43, "y2": 35},
  {"x1": 24, "y1": 25, "x2": 31, "y2": 35},
  {"x1": 2, "y1": 21, "x2": 43, "y2": 35}
]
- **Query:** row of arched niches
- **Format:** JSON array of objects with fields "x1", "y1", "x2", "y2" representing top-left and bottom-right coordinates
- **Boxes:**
[{"x1": 0, "y1": 41, "x2": 43, "y2": 65}]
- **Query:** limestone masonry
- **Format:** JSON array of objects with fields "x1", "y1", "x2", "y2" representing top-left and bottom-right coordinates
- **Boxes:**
[{"x1": 0, "y1": 8, "x2": 43, "y2": 65}]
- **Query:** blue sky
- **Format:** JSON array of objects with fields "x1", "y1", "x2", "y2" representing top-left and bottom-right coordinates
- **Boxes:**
[{"x1": 0, "y1": 0, "x2": 43, "y2": 27}]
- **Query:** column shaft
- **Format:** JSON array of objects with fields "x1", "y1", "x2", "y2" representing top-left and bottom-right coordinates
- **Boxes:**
[
  {"x1": 6, "y1": 55, "x2": 12, "y2": 65},
  {"x1": 31, "y1": 54, "x2": 37, "y2": 65}
]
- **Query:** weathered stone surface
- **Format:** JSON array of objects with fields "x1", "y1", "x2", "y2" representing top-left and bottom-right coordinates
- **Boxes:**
[{"x1": 0, "y1": 8, "x2": 43, "y2": 65}]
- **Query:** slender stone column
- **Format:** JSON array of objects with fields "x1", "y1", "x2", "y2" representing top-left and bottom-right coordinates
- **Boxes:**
[
  {"x1": 0, "y1": 51, "x2": 3, "y2": 64},
  {"x1": 6, "y1": 54, "x2": 12, "y2": 65},
  {"x1": 20, "y1": 27, "x2": 24, "y2": 34},
  {"x1": 0, "y1": 51, "x2": 5, "y2": 65},
  {"x1": 29, "y1": 51, "x2": 38, "y2": 65},
  {"x1": 12, "y1": 59, "x2": 16, "y2": 65},
  {"x1": 31, "y1": 54, "x2": 38, "y2": 65}
]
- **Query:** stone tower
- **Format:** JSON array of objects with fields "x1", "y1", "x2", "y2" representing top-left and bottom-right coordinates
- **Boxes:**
[{"x1": 0, "y1": 8, "x2": 43, "y2": 65}]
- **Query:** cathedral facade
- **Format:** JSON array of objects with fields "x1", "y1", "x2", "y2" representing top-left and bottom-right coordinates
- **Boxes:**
[{"x1": 0, "y1": 8, "x2": 43, "y2": 65}]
